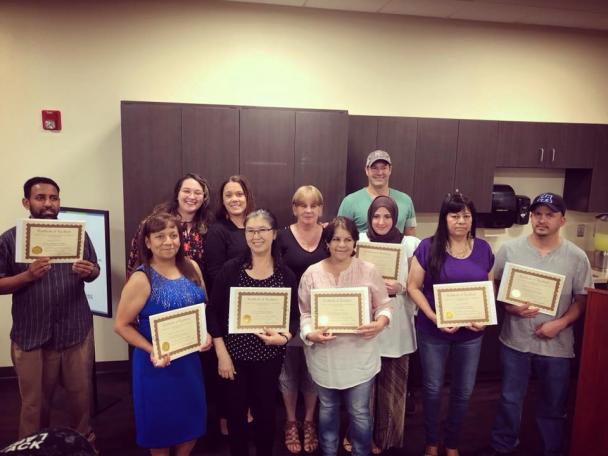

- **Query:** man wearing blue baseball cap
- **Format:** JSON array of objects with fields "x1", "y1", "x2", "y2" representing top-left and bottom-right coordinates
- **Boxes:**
[{"x1": 479, "y1": 193, "x2": 593, "y2": 456}]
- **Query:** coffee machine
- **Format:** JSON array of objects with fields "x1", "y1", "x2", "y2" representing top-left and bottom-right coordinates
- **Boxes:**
[{"x1": 592, "y1": 214, "x2": 608, "y2": 272}]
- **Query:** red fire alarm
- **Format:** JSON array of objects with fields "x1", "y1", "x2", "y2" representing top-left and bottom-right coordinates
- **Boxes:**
[{"x1": 42, "y1": 110, "x2": 61, "y2": 131}]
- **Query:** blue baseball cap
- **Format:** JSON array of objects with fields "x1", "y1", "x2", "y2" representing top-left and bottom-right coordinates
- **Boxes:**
[{"x1": 530, "y1": 192, "x2": 566, "y2": 215}]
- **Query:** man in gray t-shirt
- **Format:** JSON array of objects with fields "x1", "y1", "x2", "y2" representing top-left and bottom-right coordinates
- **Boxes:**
[{"x1": 481, "y1": 193, "x2": 593, "y2": 456}]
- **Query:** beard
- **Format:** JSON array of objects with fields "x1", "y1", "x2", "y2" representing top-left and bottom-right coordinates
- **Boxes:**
[{"x1": 30, "y1": 208, "x2": 59, "y2": 219}]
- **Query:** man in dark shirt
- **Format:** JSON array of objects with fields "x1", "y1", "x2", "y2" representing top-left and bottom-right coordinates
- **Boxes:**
[{"x1": 0, "y1": 177, "x2": 99, "y2": 444}]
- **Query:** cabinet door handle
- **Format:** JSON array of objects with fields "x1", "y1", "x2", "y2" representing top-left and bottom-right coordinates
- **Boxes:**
[
  {"x1": 539, "y1": 147, "x2": 544, "y2": 162},
  {"x1": 552, "y1": 148, "x2": 556, "y2": 162}
]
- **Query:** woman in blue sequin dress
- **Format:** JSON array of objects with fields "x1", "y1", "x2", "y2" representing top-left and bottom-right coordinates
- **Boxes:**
[{"x1": 115, "y1": 212, "x2": 213, "y2": 455}]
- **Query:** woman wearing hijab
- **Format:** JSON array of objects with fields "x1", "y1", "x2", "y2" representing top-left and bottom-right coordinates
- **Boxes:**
[{"x1": 359, "y1": 196, "x2": 420, "y2": 453}]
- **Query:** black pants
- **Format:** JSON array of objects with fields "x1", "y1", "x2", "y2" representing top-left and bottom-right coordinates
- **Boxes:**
[{"x1": 224, "y1": 356, "x2": 283, "y2": 456}]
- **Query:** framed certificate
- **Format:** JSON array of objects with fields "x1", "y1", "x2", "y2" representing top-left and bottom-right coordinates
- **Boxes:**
[
  {"x1": 15, "y1": 218, "x2": 86, "y2": 263},
  {"x1": 356, "y1": 241, "x2": 406, "y2": 282},
  {"x1": 311, "y1": 287, "x2": 370, "y2": 333},
  {"x1": 433, "y1": 281, "x2": 497, "y2": 328},
  {"x1": 497, "y1": 262, "x2": 565, "y2": 316},
  {"x1": 149, "y1": 304, "x2": 207, "y2": 361},
  {"x1": 228, "y1": 287, "x2": 291, "y2": 334}
]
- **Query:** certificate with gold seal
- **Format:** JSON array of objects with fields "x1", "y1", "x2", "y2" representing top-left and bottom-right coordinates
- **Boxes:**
[
  {"x1": 149, "y1": 304, "x2": 207, "y2": 361},
  {"x1": 311, "y1": 287, "x2": 370, "y2": 333},
  {"x1": 15, "y1": 218, "x2": 86, "y2": 263},
  {"x1": 433, "y1": 281, "x2": 497, "y2": 328},
  {"x1": 228, "y1": 287, "x2": 291, "y2": 334},
  {"x1": 355, "y1": 241, "x2": 406, "y2": 282},
  {"x1": 497, "y1": 262, "x2": 565, "y2": 316}
]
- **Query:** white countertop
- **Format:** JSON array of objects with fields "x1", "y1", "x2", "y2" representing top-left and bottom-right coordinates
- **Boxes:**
[{"x1": 592, "y1": 268, "x2": 608, "y2": 284}]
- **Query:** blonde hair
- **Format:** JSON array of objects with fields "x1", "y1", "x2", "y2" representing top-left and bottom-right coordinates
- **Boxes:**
[{"x1": 292, "y1": 185, "x2": 324, "y2": 207}]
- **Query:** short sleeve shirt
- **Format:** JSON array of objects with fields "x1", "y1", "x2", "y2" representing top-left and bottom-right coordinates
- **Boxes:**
[
  {"x1": 494, "y1": 237, "x2": 593, "y2": 358},
  {"x1": 414, "y1": 237, "x2": 495, "y2": 342},
  {"x1": 338, "y1": 188, "x2": 416, "y2": 233},
  {"x1": 0, "y1": 226, "x2": 97, "y2": 351}
]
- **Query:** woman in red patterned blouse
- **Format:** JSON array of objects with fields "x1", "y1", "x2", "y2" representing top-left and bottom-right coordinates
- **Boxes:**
[{"x1": 126, "y1": 173, "x2": 211, "y2": 276}]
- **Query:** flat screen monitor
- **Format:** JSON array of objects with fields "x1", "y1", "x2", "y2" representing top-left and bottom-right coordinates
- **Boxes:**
[{"x1": 58, "y1": 207, "x2": 112, "y2": 318}]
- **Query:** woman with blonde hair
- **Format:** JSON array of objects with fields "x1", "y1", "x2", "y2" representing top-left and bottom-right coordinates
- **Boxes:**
[{"x1": 277, "y1": 185, "x2": 328, "y2": 454}]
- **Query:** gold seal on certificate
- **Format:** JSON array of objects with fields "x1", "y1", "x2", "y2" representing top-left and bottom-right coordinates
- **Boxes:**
[
  {"x1": 15, "y1": 218, "x2": 86, "y2": 263},
  {"x1": 149, "y1": 304, "x2": 207, "y2": 361},
  {"x1": 497, "y1": 262, "x2": 565, "y2": 316},
  {"x1": 228, "y1": 287, "x2": 291, "y2": 334},
  {"x1": 310, "y1": 287, "x2": 370, "y2": 333},
  {"x1": 433, "y1": 281, "x2": 497, "y2": 328},
  {"x1": 355, "y1": 241, "x2": 406, "y2": 282}
]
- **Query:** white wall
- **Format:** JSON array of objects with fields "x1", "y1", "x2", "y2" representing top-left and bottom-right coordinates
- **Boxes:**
[{"x1": 1, "y1": 0, "x2": 607, "y2": 366}]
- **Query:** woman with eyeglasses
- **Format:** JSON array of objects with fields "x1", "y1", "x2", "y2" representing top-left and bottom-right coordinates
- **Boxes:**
[
  {"x1": 207, "y1": 209, "x2": 299, "y2": 456},
  {"x1": 127, "y1": 173, "x2": 211, "y2": 276},
  {"x1": 407, "y1": 193, "x2": 494, "y2": 456}
]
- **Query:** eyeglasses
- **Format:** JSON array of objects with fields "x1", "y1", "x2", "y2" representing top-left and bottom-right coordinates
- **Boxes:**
[{"x1": 245, "y1": 227, "x2": 273, "y2": 236}]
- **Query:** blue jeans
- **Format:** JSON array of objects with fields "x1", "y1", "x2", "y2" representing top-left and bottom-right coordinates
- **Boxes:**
[
  {"x1": 491, "y1": 343, "x2": 571, "y2": 456},
  {"x1": 417, "y1": 330, "x2": 483, "y2": 449},
  {"x1": 315, "y1": 378, "x2": 374, "y2": 456}
]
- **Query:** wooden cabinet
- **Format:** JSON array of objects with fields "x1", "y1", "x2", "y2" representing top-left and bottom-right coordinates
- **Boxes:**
[
  {"x1": 346, "y1": 116, "x2": 496, "y2": 213},
  {"x1": 588, "y1": 126, "x2": 608, "y2": 211},
  {"x1": 564, "y1": 125, "x2": 608, "y2": 212},
  {"x1": 377, "y1": 117, "x2": 417, "y2": 196},
  {"x1": 121, "y1": 102, "x2": 183, "y2": 251},
  {"x1": 346, "y1": 116, "x2": 379, "y2": 194},
  {"x1": 497, "y1": 121, "x2": 595, "y2": 169},
  {"x1": 122, "y1": 102, "x2": 349, "y2": 255},
  {"x1": 239, "y1": 108, "x2": 296, "y2": 226},
  {"x1": 294, "y1": 110, "x2": 348, "y2": 222},
  {"x1": 454, "y1": 120, "x2": 498, "y2": 213},
  {"x1": 182, "y1": 105, "x2": 239, "y2": 213},
  {"x1": 412, "y1": 118, "x2": 459, "y2": 212},
  {"x1": 345, "y1": 115, "x2": 417, "y2": 200}
]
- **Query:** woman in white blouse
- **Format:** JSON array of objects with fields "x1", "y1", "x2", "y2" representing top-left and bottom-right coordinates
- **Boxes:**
[
  {"x1": 299, "y1": 216, "x2": 391, "y2": 456},
  {"x1": 359, "y1": 196, "x2": 420, "y2": 453}
]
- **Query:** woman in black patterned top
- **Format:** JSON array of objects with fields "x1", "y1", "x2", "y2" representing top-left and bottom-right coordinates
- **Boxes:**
[{"x1": 208, "y1": 209, "x2": 299, "y2": 456}]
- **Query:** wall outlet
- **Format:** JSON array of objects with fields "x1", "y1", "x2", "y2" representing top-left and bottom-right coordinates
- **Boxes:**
[{"x1": 576, "y1": 224, "x2": 585, "y2": 237}]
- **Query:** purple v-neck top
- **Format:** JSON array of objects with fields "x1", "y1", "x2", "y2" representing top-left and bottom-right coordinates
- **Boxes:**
[{"x1": 414, "y1": 237, "x2": 494, "y2": 342}]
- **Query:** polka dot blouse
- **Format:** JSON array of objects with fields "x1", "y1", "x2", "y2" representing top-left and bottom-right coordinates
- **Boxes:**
[{"x1": 224, "y1": 267, "x2": 287, "y2": 362}]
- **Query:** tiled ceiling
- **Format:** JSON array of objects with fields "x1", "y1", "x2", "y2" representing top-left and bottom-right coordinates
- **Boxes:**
[{"x1": 223, "y1": 0, "x2": 608, "y2": 31}]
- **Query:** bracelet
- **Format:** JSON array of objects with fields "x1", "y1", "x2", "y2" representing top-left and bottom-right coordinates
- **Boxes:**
[{"x1": 280, "y1": 334, "x2": 289, "y2": 345}]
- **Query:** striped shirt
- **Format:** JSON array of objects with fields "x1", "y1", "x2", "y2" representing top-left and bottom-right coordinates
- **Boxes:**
[{"x1": 0, "y1": 226, "x2": 97, "y2": 351}]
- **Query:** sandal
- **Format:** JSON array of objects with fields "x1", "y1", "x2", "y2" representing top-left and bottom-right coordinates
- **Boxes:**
[
  {"x1": 284, "y1": 420, "x2": 302, "y2": 454},
  {"x1": 424, "y1": 445, "x2": 439, "y2": 456},
  {"x1": 302, "y1": 420, "x2": 319, "y2": 453},
  {"x1": 371, "y1": 441, "x2": 382, "y2": 454},
  {"x1": 343, "y1": 436, "x2": 352, "y2": 453}
]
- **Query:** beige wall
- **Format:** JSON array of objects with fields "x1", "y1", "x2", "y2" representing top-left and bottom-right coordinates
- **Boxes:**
[{"x1": 1, "y1": 0, "x2": 607, "y2": 367}]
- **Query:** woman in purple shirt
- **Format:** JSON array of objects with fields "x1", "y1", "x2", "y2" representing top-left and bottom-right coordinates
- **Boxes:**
[{"x1": 407, "y1": 193, "x2": 494, "y2": 456}]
